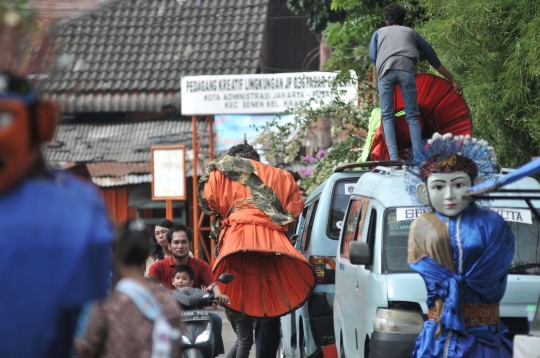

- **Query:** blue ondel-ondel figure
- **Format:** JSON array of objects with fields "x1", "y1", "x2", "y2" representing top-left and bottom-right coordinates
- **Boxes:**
[{"x1": 404, "y1": 133, "x2": 514, "y2": 357}]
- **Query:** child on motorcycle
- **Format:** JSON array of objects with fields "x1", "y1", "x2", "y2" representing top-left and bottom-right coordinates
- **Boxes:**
[{"x1": 172, "y1": 266, "x2": 195, "y2": 289}]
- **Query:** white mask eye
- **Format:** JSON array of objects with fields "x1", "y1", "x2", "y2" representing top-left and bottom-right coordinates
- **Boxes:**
[{"x1": 0, "y1": 112, "x2": 14, "y2": 129}]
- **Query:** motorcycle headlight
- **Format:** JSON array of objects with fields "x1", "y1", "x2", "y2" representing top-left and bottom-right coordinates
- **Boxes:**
[
  {"x1": 181, "y1": 335, "x2": 191, "y2": 345},
  {"x1": 195, "y1": 322, "x2": 212, "y2": 344},
  {"x1": 373, "y1": 309, "x2": 425, "y2": 334}
]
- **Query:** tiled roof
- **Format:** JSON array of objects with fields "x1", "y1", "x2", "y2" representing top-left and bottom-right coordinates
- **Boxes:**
[
  {"x1": 43, "y1": 120, "x2": 209, "y2": 164},
  {"x1": 41, "y1": 0, "x2": 269, "y2": 112},
  {"x1": 44, "y1": 92, "x2": 181, "y2": 113}
]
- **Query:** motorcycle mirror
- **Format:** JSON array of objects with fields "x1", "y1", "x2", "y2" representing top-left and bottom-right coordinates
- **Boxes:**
[{"x1": 218, "y1": 273, "x2": 234, "y2": 284}]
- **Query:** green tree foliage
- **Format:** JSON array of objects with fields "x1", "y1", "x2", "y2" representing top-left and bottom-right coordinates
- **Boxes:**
[
  {"x1": 417, "y1": 0, "x2": 540, "y2": 167},
  {"x1": 319, "y1": 0, "x2": 540, "y2": 167},
  {"x1": 287, "y1": 0, "x2": 348, "y2": 34},
  {"x1": 272, "y1": 0, "x2": 540, "y2": 193}
]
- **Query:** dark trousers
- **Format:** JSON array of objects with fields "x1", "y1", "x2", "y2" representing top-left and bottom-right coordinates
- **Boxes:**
[
  {"x1": 255, "y1": 318, "x2": 281, "y2": 358},
  {"x1": 225, "y1": 309, "x2": 254, "y2": 358},
  {"x1": 209, "y1": 312, "x2": 225, "y2": 356}
]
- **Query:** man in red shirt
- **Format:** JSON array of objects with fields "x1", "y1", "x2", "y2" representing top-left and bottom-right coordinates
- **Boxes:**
[
  {"x1": 149, "y1": 224, "x2": 228, "y2": 356},
  {"x1": 149, "y1": 224, "x2": 227, "y2": 299}
]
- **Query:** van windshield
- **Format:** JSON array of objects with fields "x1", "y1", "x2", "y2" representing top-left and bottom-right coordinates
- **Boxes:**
[
  {"x1": 383, "y1": 208, "x2": 540, "y2": 275},
  {"x1": 328, "y1": 179, "x2": 358, "y2": 239}
]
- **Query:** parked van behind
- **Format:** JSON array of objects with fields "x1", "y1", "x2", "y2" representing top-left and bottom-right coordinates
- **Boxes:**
[
  {"x1": 334, "y1": 166, "x2": 540, "y2": 358},
  {"x1": 279, "y1": 165, "x2": 369, "y2": 358}
]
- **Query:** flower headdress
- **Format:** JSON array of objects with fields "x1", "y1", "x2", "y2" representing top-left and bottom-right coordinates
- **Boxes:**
[{"x1": 404, "y1": 133, "x2": 498, "y2": 206}]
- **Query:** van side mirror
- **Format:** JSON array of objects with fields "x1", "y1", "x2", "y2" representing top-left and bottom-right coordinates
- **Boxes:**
[
  {"x1": 349, "y1": 241, "x2": 371, "y2": 266},
  {"x1": 218, "y1": 273, "x2": 234, "y2": 284}
]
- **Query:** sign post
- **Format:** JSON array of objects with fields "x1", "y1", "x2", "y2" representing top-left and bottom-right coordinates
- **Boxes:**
[{"x1": 151, "y1": 145, "x2": 187, "y2": 221}]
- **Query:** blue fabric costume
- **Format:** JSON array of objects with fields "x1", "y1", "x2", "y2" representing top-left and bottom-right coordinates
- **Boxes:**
[
  {"x1": 409, "y1": 204, "x2": 514, "y2": 357},
  {"x1": 0, "y1": 171, "x2": 112, "y2": 358}
]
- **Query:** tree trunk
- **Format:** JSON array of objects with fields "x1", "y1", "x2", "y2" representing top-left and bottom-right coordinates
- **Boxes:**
[{"x1": 316, "y1": 39, "x2": 332, "y2": 150}]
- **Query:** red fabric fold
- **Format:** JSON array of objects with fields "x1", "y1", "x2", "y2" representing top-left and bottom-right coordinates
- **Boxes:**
[{"x1": 370, "y1": 73, "x2": 473, "y2": 161}]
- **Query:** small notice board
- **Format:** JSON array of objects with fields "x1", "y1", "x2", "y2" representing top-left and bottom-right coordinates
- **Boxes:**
[{"x1": 151, "y1": 145, "x2": 187, "y2": 201}]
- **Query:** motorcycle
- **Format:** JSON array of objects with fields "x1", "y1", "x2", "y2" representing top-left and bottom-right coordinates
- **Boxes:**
[{"x1": 172, "y1": 273, "x2": 234, "y2": 358}]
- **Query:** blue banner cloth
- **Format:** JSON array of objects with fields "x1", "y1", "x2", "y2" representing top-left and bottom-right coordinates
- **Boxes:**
[{"x1": 410, "y1": 205, "x2": 515, "y2": 357}]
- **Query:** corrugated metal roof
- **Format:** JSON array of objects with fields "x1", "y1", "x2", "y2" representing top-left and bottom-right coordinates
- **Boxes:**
[
  {"x1": 43, "y1": 120, "x2": 209, "y2": 163},
  {"x1": 84, "y1": 157, "x2": 207, "y2": 188},
  {"x1": 87, "y1": 162, "x2": 151, "y2": 177},
  {"x1": 40, "y1": 0, "x2": 269, "y2": 112},
  {"x1": 92, "y1": 174, "x2": 152, "y2": 187}
]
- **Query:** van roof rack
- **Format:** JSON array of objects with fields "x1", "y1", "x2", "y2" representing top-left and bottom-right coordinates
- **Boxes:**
[{"x1": 334, "y1": 161, "x2": 412, "y2": 173}]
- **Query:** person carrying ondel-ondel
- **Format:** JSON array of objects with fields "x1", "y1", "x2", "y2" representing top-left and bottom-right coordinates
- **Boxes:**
[
  {"x1": 369, "y1": 3, "x2": 463, "y2": 161},
  {"x1": 198, "y1": 138, "x2": 317, "y2": 357}
]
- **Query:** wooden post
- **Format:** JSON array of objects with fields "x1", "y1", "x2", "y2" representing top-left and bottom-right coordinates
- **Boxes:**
[
  {"x1": 191, "y1": 115, "x2": 215, "y2": 263},
  {"x1": 208, "y1": 115, "x2": 215, "y2": 265},
  {"x1": 192, "y1": 116, "x2": 200, "y2": 259},
  {"x1": 165, "y1": 200, "x2": 173, "y2": 221}
]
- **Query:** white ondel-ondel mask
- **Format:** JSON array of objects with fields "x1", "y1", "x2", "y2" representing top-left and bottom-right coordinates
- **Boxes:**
[{"x1": 416, "y1": 172, "x2": 484, "y2": 217}]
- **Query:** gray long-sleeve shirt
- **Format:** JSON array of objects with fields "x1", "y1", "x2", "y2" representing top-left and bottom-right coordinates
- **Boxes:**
[{"x1": 369, "y1": 25, "x2": 441, "y2": 79}]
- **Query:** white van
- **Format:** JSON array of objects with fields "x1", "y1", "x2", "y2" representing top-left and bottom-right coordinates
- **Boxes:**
[
  {"x1": 280, "y1": 168, "x2": 367, "y2": 358},
  {"x1": 334, "y1": 167, "x2": 540, "y2": 357}
]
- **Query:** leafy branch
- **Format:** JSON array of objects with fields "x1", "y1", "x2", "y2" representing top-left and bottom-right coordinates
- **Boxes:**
[{"x1": 253, "y1": 74, "x2": 376, "y2": 195}]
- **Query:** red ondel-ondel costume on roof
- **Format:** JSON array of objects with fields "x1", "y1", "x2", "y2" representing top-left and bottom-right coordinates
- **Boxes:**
[
  {"x1": 201, "y1": 158, "x2": 317, "y2": 318},
  {"x1": 370, "y1": 73, "x2": 473, "y2": 160}
]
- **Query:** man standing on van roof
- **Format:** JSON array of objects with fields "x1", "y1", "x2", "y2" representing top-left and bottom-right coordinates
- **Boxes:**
[{"x1": 369, "y1": 3, "x2": 462, "y2": 161}]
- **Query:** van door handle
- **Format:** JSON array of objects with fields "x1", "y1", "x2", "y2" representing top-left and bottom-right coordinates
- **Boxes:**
[{"x1": 356, "y1": 282, "x2": 359, "y2": 289}]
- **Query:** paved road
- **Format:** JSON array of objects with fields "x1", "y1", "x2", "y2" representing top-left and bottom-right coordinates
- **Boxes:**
[{"x1": 213, "y1": 306, "x2": 257, "y2": 358}]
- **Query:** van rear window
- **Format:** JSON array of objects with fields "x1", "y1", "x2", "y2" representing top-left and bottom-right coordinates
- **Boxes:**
[{"x1": 328, "y1": 180, "x2": 358, "y2": 239}]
